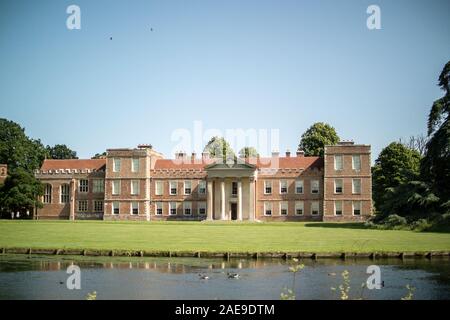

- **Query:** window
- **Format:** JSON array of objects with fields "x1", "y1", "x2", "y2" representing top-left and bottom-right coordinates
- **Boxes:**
[
  {"x1": 78, "y1": 200, "x2": 88, "y2": 212},
  {"x1": 183, "y1": 202, "x2": 192, "y2": 215},
  {"x1": 93, "y1": 179, "x2": 104, "y2": 193},
  {"x1": 280, "y1": 201, "x2": 288, "y2": 215},
  {"x1": 131, "y1": 158, "x2": 140, "y2": 173},
  {"x1": 264, "y1": 202, "x2": 272, "y2": 216},
  {"x1": 155, "y1": 202, "x2": 163, "y2": 215},
  {"x1": 231, "y1": 182, "x2": 238, "y2": 197},
  {"x1": 79, "y1": 179, "x2": 88, "y2": 193},
  {"x1": 311, "y1": 201, "x2": 320, "y2": 215},
  {"x1": 352, "y1": 179, "x2": 361, "y2": 194},
  {"x1": 94, "y1": 200, "x2": 103, "y2": 212},
  {"x1": 198, "y1": 181, "x2": 206, "y2": 194},
  {"x1": 334, "y1": 155, "x2": 343, "y2": 171},
  {"x1": 311, "y1": 180, "x2": 319, "y2": 194},
  {"x1": 170, "y1": 181, "x2": 177, "y2": 195},
  {"x1": 334, "y1": 201, "x2": 343, "y2": 216},
  {"x1": 155, "y1": 181, "x2": 163, "y2": 195},
  {"x1": 353, "y1": 201, "x2": 361, "y2": 216},
  {"x1": 264, "y1": 181, "x2": 272, "y2": 194},
  {"x1": 280, "y1": 180, "x2": 288, "y2": 194},
  {"x1": 295, "y1": 180, "x2": 304, "y2": 194},
  {"x1": 112, "y1": 180, "x2": 121, "y2": 195},
  {"x1": 198, "y1": 202, "x2": 207, "y2": 215},
  {"x1": 112, "y1": 201, "x2": 120, "y2": 215},
  {"x1": 169, "y1": 202, "x2": 177, "y2": 215},
  {"x1": 60, "y1": 184, "x2": 70, "y2": 203},
  {"x1": 184, "y1": 181, "x2": 192, "y2": 195},
  {"x1": 295, "y1": 201, "x2": 304, "y2": 215},
  {"x1": 334, "y1": 179, "x2": 343, "y2": 194},
  {"x1": 131, "y1": 202, "x2": 139, "y2": 215},
  {"x1": 43, "y1": 184, "x2": 52, "y2": 204},
  {"x1": 352, "y1": 155, "x2": 361, "y2": 171},
  {"x1": 131, "y1": 180, "x2": 140, "y2": 195},
  {"x1": 113, "y1": 158, "x2": 121, "y2": 172}
]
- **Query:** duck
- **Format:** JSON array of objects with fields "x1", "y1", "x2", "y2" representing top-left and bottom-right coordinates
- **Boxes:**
[
  {"x1": 198, "y1": 274, "x2": 210, "y2": 280},
  {"x1": 328, "y1": 272, "x2": 337, "y2": 276},
  {"x1": 227, "y1": 272, "x2": 240, "y2": 279}
]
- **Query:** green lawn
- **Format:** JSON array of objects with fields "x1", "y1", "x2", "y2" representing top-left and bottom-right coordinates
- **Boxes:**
[{"x1": 0, "y1": 220, "x2": 450, "y2": 253}]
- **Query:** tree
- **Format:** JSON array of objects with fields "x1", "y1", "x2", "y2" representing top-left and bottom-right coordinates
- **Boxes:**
[
  {"x1": 239, "y1": 147, "x2": 259, "y2": 158},
  {"x1": 422, "y1": 61, "x2": 450, "y2": 202},
  {"x1": 298, "y1": 122, "x2": 340, "y2": 157},
  {"x1": 400, "y1": 134, "x2": 428, "y2": 157},
  {"x1": 46, "y1": 144, "x2": 78, "y2": 160},
  {"x1": 92, "y1": 152, "x2": 107, "y2": 159},
  {"x1": 372, "y1": 142, "x2": 422, "y2": 215},
  {"x1": 0, "y1": 168, "x2": 44, "y2": 219},
  {"x1": 203, "y1": 137, "x2": 235, "y2": 161},
  {"x1": 0, "y1": 118, "x2": 47, "y2": 173}
]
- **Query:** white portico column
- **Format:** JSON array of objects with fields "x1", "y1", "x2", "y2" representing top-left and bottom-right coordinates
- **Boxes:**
[
  {"x1": 207, "y1": 180, "x2": 214, "y2": 220},
  {"x1": 249, "y1": 178, "x2": 255, "y2": 221},
  {"x1": 237, "y1": 180, "x2": 243, "y2": 221},
  {"x1": 221, "y1": 179, "x2": 226, "y2": 220}
]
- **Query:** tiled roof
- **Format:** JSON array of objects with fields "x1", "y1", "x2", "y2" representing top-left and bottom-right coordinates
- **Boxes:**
[
  {"x1": 153, "y1": 159, "x2": 215, "y2": 170},
  {"x1": 153, "y1": 157, "x2": 323, "y2": 170},
  {"x1": 40, "y1": 159, "x2": 106, "y2": 171}
]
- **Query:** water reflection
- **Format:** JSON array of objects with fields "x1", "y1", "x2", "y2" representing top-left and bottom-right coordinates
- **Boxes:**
[{"x1": 0, "y1": 255, "x2": 449, "y2": 300}]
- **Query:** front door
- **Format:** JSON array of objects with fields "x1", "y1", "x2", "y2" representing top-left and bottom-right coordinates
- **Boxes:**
[{"x1": 230, "y1": 203, "x2": 237, "y2": 220}]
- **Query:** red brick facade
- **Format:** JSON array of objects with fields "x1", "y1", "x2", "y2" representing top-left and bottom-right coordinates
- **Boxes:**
[{"x1": 35, "y1": 142, "x2": 372, "y2": 222}]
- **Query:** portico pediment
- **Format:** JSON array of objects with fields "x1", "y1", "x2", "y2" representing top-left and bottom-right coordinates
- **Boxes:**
[{"x1": 205, "y1": 160, "x2": 256, "y2": 178}]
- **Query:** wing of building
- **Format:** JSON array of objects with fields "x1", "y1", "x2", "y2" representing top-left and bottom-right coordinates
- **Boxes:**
[{"x1": 34, "y1": 142, "x2": 372, "y2": 222}]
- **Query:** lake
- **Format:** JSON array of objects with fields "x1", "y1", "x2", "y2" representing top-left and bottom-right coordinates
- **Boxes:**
[{"x1": 0, "y1": 254, "x2": 449, "y2": 300}]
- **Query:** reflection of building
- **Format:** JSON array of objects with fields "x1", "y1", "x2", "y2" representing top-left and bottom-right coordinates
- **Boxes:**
[
  {"x1": 0, "y1": 164, "x2": 7, "y2": 184},
  {"x1": 35, "y1": 142, "x2": 372, "y2": 221}
]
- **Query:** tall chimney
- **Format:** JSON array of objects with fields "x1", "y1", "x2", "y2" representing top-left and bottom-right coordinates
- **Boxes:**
[
  {"x1": 272, "y1": 151, "x2": 280, "y2": 158},
  {"x1": 285, "y1": 149, "x2": 291, "y2": 157},
  {"x1": 191, "y1": 152, "x2": 196, "y2": 162}
]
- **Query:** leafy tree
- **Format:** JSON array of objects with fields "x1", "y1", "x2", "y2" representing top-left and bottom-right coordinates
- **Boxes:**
[
  {"x1": 92, "y1": 152, "x2": 107, "y2": 159},
  {"x1": 46, "y1": 144, "x2": 78, "y2": 160},
  {"x1": 0, "y1": 168, "x2": 44, "y2": 219},
  {"x1": 422, "y1": 61, "x2": 450, "y2": 202},
  {"x1": 238, "y1": 147, "x2": 259, "y2": 158},
  {"x1": 0, "y1": 118, "x2": 47, "y2": 173},
  {"x1": 298, "y1": 122, "x2": 340, "y2": 157},
  {"x1": 203, "y1": 136, "x2": 235, "y2": 161},
  {"x1": 372, "y1": 142, "x2": 421, "y2": 215}
]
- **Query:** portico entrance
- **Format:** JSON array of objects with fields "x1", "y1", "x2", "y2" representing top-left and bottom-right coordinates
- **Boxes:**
[
  {"x1": 230, "y1": 203, "x2": 237, "y2": 220},
  {"x1": 204, "y1": 160, "x2": 256, "y2": 221}
]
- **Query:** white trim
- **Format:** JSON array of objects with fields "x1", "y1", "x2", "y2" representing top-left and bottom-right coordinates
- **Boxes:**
[
  {"x1": 184, "y1": 180, "x2": 192, "y2": 195},
  {"x1": 112, "y1": 201, "x2": 120, "y2": 215},
  {"x1": 279, "y1": 180, "x2": 288, "y2": 194},
  {"x1": 130, "y1": 201, "x2": 139, "y2": 215},
  {"x1": 155, "y1": 202, "x2": 163, "y2": 215},
  {"x1": 334, "y1": 178, "x2": 343, "y2": 194},
  {"x1": 334, "y1": 154, "x2": 343, "y2": 171},
  {"x1": 183, "y1": 201, "x2": 192, "y2": 216},
  {"x1": 113, "y1": 158, "x2": 121, "y2": 172},
  {"x1": 311, "y1": 201, "x2": 320, "y2": 215},
  {"x1": 131, "y1": 158, "x2": 140, "y2": 173},
  {"x1": 352, "y1": 200, "x2": 362, "y2": 216},
  {"x1": 112, "y1": 180, "x2": 121, "y2": 195},
  {"x1": 264, "y1": 180, "x2": 272, "y2": 195},
  {"x1": 295, "y1": 201, "x2": 304, "y2": 216},
  {"x1": 311, "y1": 180, "x2": 319, "y2": 194},
  {"x1": 131, "y1": 180, "x2": 140, "y2": 195},
  {"x1": 352, "y1": 154, "x2": 361, "y2": 171},
  {"x1": 352, "y1": 178, "x2": 361, "y2": 194},
  {"x1": 264, "y1": 201, "x2": 272, "y2": 216},
  {"x1": 334, "y1": 200, "x2": 343, "y2": 216},
  {"x1": 169, "y1": 202, "x2": 177, "y2": 215},
  {"x1": 295, "y1": 180, "x2": 304, "y2": 194},
  {"x1": 155, "y1": 180, "x2": 163, "y2": 195},
  {"x1": 78, "y1": 179, "x2": 88, "y2": 193},
  {"x1": 279, "y1": 201, "x2": 288, "y2": 215},
  {"x1": 169, "y1": 181, "x2": 177, "y2": 195}
]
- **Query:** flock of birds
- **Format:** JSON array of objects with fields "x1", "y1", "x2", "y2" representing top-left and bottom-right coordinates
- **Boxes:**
[{"x1": 197, "y1": 272, "x2": 240, "y2": 280}]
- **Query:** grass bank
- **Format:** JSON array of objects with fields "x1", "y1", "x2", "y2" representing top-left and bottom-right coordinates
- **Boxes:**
[{"x1": 1, "y1": 220, "x2": 450, "y2": 254}]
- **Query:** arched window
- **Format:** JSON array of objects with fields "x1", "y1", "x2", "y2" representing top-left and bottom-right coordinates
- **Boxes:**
[
  {"x1": 43, "y1": 184, "x2": 52, "y2": 204},
  {"x1": 60, "y1": 184, "x2": 70, "y2": 203}
]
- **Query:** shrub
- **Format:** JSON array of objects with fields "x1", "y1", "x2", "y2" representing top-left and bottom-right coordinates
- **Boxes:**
[
  {"x1": 382, "y1": 214, "x2": 408, "y2": 229},
  {"x1": 410, "y1": 219, "x2": 432, "y2": 231}
]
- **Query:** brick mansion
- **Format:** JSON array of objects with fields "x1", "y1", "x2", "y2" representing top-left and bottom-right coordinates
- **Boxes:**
[{"x1": 33, "y1": 141, "x2": 372, "y2": 222}]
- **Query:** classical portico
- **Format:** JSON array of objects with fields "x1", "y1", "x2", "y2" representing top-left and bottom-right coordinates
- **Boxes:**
[{"x1": 205, "y1": 161, "x2": 256, "y2": 221}]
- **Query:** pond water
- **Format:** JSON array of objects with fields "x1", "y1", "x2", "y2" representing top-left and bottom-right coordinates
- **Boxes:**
[{"x1": 0, "y1": 254, "x2": 449, "y2": 300}]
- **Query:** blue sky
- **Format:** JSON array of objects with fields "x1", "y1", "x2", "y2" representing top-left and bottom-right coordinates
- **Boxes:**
[{"x1": 0, "y1": 0, "x2": 449, "y2": 160}]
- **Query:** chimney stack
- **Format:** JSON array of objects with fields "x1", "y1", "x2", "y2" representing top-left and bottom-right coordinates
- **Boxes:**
[
  {"x1": 285, "y1": 149, "x2": 291, "y2": 157},
  {"x1": 271, "y1": 151, "x2": 280, "y2": 158},
  {"x1": 296, "y1": 150, "x2": 305, "y2": 157},
  {"x1": 191, "y1": 152, "x2": 196, "y2": 162},
  {"x1": 202, "y1": 151, "x2": 210, "y2": 160},
  {"x1": 175, "y1": 151, "x2": 186, "y2": 159}
]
